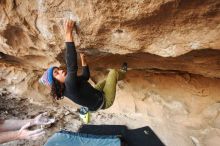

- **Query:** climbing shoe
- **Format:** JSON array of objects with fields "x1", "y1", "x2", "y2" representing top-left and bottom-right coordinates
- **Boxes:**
[{"x1": 121, "y1": 62, "x2": 128, "y2": 72}]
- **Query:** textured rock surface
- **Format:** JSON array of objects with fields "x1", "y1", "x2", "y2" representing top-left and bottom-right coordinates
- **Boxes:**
[
  {"x1": 1, "y1": 0, "x2": 220, "y2": 56},
  {"x1": 0, "y1": 0, "x2": 220, "y2": 146},
  {"x1": 0, "y1": 0, "x2": 220, "y2": 77}
]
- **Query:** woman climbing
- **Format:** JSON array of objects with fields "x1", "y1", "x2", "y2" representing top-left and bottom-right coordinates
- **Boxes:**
[{"x1": 39, "y1": 20, "x2": 127, "y2": 111}]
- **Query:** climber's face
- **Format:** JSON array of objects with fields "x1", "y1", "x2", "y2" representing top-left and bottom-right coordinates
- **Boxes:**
[{"x1": 53, "y1": 67, "x2": 67, "y2": 83}]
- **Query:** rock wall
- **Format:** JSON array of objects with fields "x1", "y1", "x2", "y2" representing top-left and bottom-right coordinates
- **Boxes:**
[
  {"x1": 0, "y1": 0, "x2": 220, "y2": 146},
  {"x1": 0, "y1": 0, "x2": 219, "y2": 93},
  {"x1": 1, "y1": 0, "x2": 220, "y2": 57}
]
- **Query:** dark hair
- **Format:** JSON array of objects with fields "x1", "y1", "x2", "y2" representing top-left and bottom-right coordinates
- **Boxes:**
[{"x1": 50, "y1": 78, "x2": 65, "y2": 100}]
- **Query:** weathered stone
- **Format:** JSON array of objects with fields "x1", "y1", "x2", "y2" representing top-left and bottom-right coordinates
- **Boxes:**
[{"x1": 0, "y1": 0, "x2": 220, "y2": 146}]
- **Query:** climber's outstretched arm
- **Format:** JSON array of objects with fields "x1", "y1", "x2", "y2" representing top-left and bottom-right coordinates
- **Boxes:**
[
  {"x1": 79, "y1": 53, "x2": 90, "y2": 81},
  {"x1": 65, "y1": 19, "x2": 75, "y2": 42}
]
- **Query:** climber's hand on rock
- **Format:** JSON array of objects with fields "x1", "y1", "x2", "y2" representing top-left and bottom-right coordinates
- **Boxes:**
[
  {"x1": 32, "y1": 112, "x2": 55, "y2": 126},
  {"x1": 65, "y1": 19, "x2": 75, "y2": 42},
  {"x1": 80, "y1": 53, "x2": 85, "y2": 60},
  {"x1": 17, "y1": 122, "x2": 45, "y2": 140},
  {"x1": 65, "y1": 19, "x2": 75, "y2": 34},
  {"x1": 80, "y1": 53, "x2": 87, "y2": 66}
]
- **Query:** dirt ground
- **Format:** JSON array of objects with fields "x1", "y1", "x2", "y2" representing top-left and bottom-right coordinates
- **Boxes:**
[{"x1": 0, "y1": 87, "x2": 147, "y2": 146}]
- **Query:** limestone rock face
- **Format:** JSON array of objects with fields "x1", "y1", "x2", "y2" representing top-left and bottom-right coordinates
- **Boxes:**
[
  {"x1": 1, "y1": 0, "x2": 220, "y2": 56},
  {"x1": 0, "y1": 0, "x2": 220, "y2": 76},
  {"x1": 0, "y1": 0, "x2": 220, "y2": 146}
]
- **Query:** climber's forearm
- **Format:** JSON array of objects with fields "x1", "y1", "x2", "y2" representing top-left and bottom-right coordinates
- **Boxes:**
[
  {"x1": 65, "y1": 32, "x2": 74, "y2": 42},
  {"x1": 80, "y1": 53, "x2": 87, "y2": 66},
  {"x1": 81, "y1": 58, "x2": 87, "y2": 66},
  {"x1": 65, "y1": 20, "x2": 75, "y2": 42}
]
